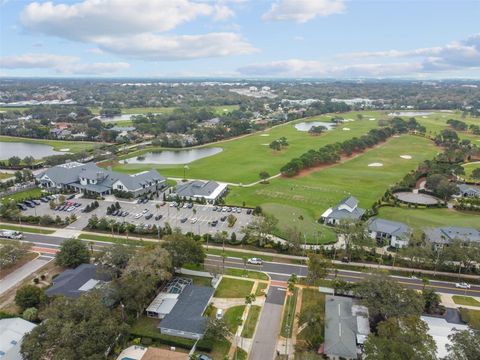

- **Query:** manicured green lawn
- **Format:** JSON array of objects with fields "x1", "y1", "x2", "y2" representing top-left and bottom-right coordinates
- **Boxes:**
[
  {"x1": 214, "y1": 278, "x2": 254, "y2": 298},
  {"x1": 241, "y1": 305, "x2": 261, "y2": 338},
  {"x1": 378, "y1": 207, "x2": 480, "y2": 230},
  {"x1": 459, "y1": 308, "x2": 480, "y2": 330},
  {"x1": 223, "y1": 305, "x2": 245, "y2": 333},
  {"x1": 452, "y1": 296, "x2": 480, "y2": 307},
  {"x1": 414, "y1": 111, "x2": 480, "y2": 142},
  {"x1": 0, "y1": 223, "x2": 55, "y2": 234},
  {"x1": 281, "y1": 288, "x2": 298, "y2": 338},
  {"x1": 2, "y1": 188, "x2": 43, "y2": 203},
  {"x1": 462, "y1": 162, "x2": 480, "y2": 181},
  {"x1": 228, "y1": 135, "x2": 438, "y2": 242},
  {"x1": 0, "y1": 172, "x2": 13, "y2": 180},
  {"x1": 0, "y1": 135, "x2": 98, "y2": 153},
  {"x1": 113, "y1": 111, "x2": 383, "y2": 184},
  {"x1": 225, "y1": 268, "x2": 269, "y2": 280},
  {"x1": 297, "y1": 289, "x2": 325, "y2": 345},
  {"x1": 255, "y1": 282, "x2": 268, "y2": 296},
  {"x1": 77, "y1": 233, "x2": 150, "y2": 246}
]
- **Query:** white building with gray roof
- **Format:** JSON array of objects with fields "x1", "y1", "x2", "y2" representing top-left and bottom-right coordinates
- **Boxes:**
[
  {"x1": 457, "y1": 184, "x2": 480, "y2": 198},
  {"x1": 366, "y1": 217, "x2": 411, "y2": 248},
  {"x1": 0, "y1": 318, "x2": 36, "y2": 360},
  {"x1": 36, "y1": 162, "x2": 166, "y2": 198},
  {"x1": 424, "y1": 226, "x2": 480, "y2": 249},
  {"x1": 321, "y1": 196, "x2": 366, "y2": 225},
  {"x1": 174, "y1": 180, "x2": 227, "y2": 203}
]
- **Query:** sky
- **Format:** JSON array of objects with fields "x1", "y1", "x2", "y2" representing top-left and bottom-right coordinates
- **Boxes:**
[{"x1": 0, "y1": 0, "x2": 480, "y2": 78}]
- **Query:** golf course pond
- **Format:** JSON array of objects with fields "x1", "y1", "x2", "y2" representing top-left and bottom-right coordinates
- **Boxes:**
[
  {"x1": 294, "y1": 121, "x2": 336, "y2": 132},
  {"x1": 124, "y1": 147, "x2": 223, "y2": 165},
  {"x1": 0, "y1": 141, "x2": 67, "y2": 159}
]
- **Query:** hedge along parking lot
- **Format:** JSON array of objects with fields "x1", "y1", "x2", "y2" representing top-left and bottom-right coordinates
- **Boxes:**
[{"x1": 20, "y1": 196, "x2": 255, "y2": 237}]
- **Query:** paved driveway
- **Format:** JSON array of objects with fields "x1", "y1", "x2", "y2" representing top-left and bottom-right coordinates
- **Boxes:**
[
  {"x1": 249, "y1": 286, "x2": 286, "y2": 360},
  {"x1": 0, "y1": 257, "x2": 52, "y2": 295}
]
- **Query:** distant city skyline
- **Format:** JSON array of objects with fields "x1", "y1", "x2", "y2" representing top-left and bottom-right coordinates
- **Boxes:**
[{"x1": 1, "y1": 0, "x2": 479, "y2": 78}]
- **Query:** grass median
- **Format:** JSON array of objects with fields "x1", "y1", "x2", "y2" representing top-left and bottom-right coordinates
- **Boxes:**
[
  {"x1": 0, "y1": 223, "x2": 55, "y2": 234},
  {"x1": 241, "y1": 305, "x2": 261, "y2": 338}
]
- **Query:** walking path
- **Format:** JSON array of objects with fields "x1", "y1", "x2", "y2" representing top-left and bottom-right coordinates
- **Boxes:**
[{"x1": 0, "y1": 256, "x2": 52, "y2": 295}]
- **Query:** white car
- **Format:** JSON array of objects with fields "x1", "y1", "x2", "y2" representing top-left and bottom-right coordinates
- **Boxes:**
[
  {"x1": 455, "y1": 282, "x2": 471, "y2": 289},
  {"x1": 134, "y1": 213, "x2": 143, "y2": 219},
  {"x1": 141, "y1": 209, "x2": 149, "y2": 214},
  {"x1": 247, "y1": 257, "x2": 263, "y2": 265},
  {"x1": 170, "y1": 202, "x2": 176, "y2": 207},
  {"x1": 183, "y1": 203, "x2": 188, "y2": 208},
  {"x1": 191, "y1": 218, "x2": 197, "y2": 224}
]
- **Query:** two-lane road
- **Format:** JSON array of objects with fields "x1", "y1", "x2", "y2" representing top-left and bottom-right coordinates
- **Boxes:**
[{"x1": 10, "y1": 233, "x2": 480, "y2": 297}]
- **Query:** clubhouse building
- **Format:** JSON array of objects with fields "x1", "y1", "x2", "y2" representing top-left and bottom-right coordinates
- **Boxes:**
[
  {"x1": 37, "y1": 162, "x2": 166, "y2": 198},
  {"x1": 173, "y1": 180, "x2": 227, "y2": 203},
  {"x1": 321, "y1": 196, "x2": 365, "y2": 225}
]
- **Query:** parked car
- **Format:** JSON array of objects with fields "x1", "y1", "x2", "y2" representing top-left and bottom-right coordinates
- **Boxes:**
[
  {"x1": 213, "y1": 206, "x2": 218, "y2": 211},
  {"x1": 247, "y1": 258, "x2": 263, "y2": 265},
  {"x1": 211, "y1": 220, "x2": 218, "y2": 227},
  {"x1": 134, "y1": 213, "x2": 142, "y2": 219},
  {"x1": 32, "y1": 200, "x2": 41, "y2": 206},
  {"x1": 67, "y1": 194, "x2": 76, "y2": 200},
  {"x1": 191, "y1": 218, "x2": 197, "y2": 224},
  {"x1": 220, "y1": 216, "x2": 227, "y2": 221},
  {"x1": 170, "y1": 202, "x2": 176, "y2": 207},
  {"x1": 236, "y1": 208, "x2": 242, "y2": 213},
  {"x1": 246, "y1": 209, "x2": 252, "y2": 215},
  {"x1": 155, "y1": 215, "x2": 163, "y2": 221},
  {"x1": 145, "y1": 213, "x2": 153, "y2": 220},
  {"x1": 198, "y1": 355, "x2": 212, "y2": 360},
  {"x1": 141, "y1": 209, "x2": 149, "y2": 214},
  {"x1": 24, "y1": 201, "x2": 35, "y2": 208},
  {"x1": 227, "y1": 207, "x2": 232, "y2": 212},
  {"x1": 455, "y1": 282, "x2": 471, "y2": 289},
  {"x1": 180, "y1": 217, "x2": 188, "y2": 223},
  {"x1": 142, "y1": 198, "x2": 149, "y2": 204},
  {"x1": 16, "y1": 204, "x2": 27, "y2": 211},
  {"x1": 122, "y1": 211, "x2": 129, "y2": 217},
  {"x1": 215, "y1": 308, "x2": 224, "y2": 320},
  {"x1": 187, "y1": 203, "x2": 193, "y2": 209},
  {"x1": 341, "y1": 257, "x2": 350, "y2": 263},
  {"x1": 40, "y1": 197, "x2": 49, "y2": 203},
  {"x1": 137, "y1": 199, "x2": 143, "y2": 204}
]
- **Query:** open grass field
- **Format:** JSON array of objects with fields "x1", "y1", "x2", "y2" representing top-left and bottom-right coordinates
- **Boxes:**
[
  {"x1": 113, "y1": 111, "x2": 384, "y2": 184},
  {"x1": 227, "y1": 134, "x2": 439, "y2": 242},
  {"x1": 1, "y1": 188, "x2": 43, "y2": 203},
  {"x1": 414, "y1": 111, "x2": 480, "y2": 143},
  {"x1": 462, "y1": 162, "x2": 480, "y2": 181},
  {"x1": 0, "y1": 135, "x2": 98, "y2": 153},
  {"x1": 378, "y1": 207, "x2": 480, "y2": 230},
  {"x1": 452, "y1": 296, "x2": 480, "y2": 307},
  {"x1": 214, "y1": 278, "x2": 254, "y2": 298}
]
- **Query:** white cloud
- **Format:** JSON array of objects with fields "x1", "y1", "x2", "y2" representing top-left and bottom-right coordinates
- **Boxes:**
[
  {"x1": 19, "y1": 0, "x2": 252, "y2": 61},
  {"x1": 238, "y1": 59, "x2": 422, "y2": 78},
  {"x1": 94, "y1": 32, "x2": 256, "y2": 60},
  {"x1": 21, "y1": 0, "x2": 213, "y2": 40},
  {"x1": 0, "y1": 53, "x2": 129, "y2": 74},
  {"x1": 262, "y1": 0, "x2": 345, "y2": 23}
]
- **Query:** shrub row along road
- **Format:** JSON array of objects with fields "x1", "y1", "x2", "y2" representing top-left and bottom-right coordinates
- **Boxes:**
[{"x1": 11, "y1": 233, "x2": 480, "y2": 297}]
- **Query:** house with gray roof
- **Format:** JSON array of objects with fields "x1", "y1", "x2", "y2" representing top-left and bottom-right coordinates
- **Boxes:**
[
  {"x1": 322, "y1": 295, "x2": 370, "y2": 360},
  {"x1": 158, "y1": 282, "x2": 214, "y2": 340},
  {"x1": 174, "y1": 180, "x2": 227, "y2": 203},
  {"x1": 366, "y1": 217, "x2": 411, "y2": 248},
  {"x1": 457, "y1": 184, "x2": 480, "y2": 198},
  {"x1": 37, "y1": 162, "x2": 165, "y2": 197},
  {"x1": 0, "y1": 318, "x2": 36, "y2": 360},
  {"x1": 320, "y1": 196, "x2": 365, "y2": 225},
  {"x1": 46, "y1": 263, "x2": 111, "y2": 299},
  {"x1": 424, "y1": 226, "x2": 480, "y2": 250}
]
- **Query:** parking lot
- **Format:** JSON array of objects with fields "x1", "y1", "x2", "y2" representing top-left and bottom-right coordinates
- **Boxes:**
[{"x1": 20, "y1": 195, "x2": 254, "y2": 237}]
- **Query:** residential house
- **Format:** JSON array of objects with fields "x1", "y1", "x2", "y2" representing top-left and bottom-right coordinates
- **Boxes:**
[
  {"x1": 37, "y1": 161, "x2": 166, "y2": 197},
  {"x1": 457, "y1": 184, "x2": 480, "y2": 198},
  {"x1": 116, "y1": 346, "x2": 188, "y2": 360},
  {"x1": 321, "y1": 196, "x2": 365, "y2": 225},
  {"x1": 421, "y1": 315, "x2": 469, "y2": 359},
  {"x1": 174, "y1": 180, "x2": 227, "y2": 203},
  {"x1": 46, "y1": 263, "x2": 111, "y2": 298},
  {"x1": 322, "y1": 295, "x2": 370, "y2": 360},
  {"x1": 366, "y1": 217, "x2": 411, "y2": 248},
  {"x1": 0, "y1": 317, "x2": 37, "y2": 360},
  {"x1": 424, "y1": 226, "x2": 480, "y2": 250},
  {"x1": 150, "y1": 278, "x2": 214, "y2": 340}
]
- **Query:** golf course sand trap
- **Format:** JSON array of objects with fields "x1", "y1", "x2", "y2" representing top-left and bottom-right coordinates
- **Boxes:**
[
  {"x1": 342, "y1": 127, "x2": 351, "y2": 131},
  {"x1": 260, "y1": 134, "x2": 270, "y2": 137},
  {"x1": 262, "y1": 143, "x2": 269, "y2": 146},
  {"x1": 368, "y1": 162, "x2": 383, "y2": 167},
  {"x1": 400, "y1": 155, "x2": 412, "y2": 159},
  {"x1": 369, "y1": 118, "x2": 376, "y2": 121},
  {"x1": 60, "y1": 148, "x2": 70, "y2": 152}
]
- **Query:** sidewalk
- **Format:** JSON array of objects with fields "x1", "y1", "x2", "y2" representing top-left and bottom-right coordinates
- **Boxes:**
[{"x1": 441, "y1": 293, "x2": 480, "y2": 310}]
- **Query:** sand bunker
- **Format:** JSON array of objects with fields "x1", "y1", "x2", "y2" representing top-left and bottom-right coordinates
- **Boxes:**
[
  {"x1": 342, "y1": 127, "x2": 351, "y2": 131},
  {"x1": 369, "y1": 118, "x2": 376, "y2": 121},
  {"x1": 422, "y1": 116, "x2": 428, "y2": 118},
  {"x1": 400, "y1": 155, "x2": 412, "y2": 159},
  {"x1": 368, "y1": 162, "x2": 383, "y2": 167},
  {"x1": 60, "y1": 148, "x2": 70, "y2": 152},
  {"x1": 260, "y1": 134, "x2": 270, "y2": 137},
  {"x1": 262, "y1": 143, "x2": 269, "y2": 146}
]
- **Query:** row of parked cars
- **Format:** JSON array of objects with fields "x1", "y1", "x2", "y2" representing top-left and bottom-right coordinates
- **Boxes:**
[
  {"x1": 212, "y1": 206, "x2": 251, "y2": 214},
  {"x1": 16, "y1": 194, "x2": 58, "y2": 211},
  {"x1": 54, "y1": 201, "x2": 82, "y2": 212}
]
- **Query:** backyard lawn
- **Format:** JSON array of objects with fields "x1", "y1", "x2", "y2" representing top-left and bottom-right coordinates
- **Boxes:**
[
  {"x1": 452, "y1": 296, "x2": 480, "y2": 307},
  {"x1": 214, "y1": 278, "x2": 254, "y2": 298},
  {"x1": 241, "y1": 305, "x2": 261, "y2": 338}
]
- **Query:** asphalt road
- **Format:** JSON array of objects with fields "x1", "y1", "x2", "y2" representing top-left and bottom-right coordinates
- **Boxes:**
[
  {"x1": 12, "y1": 233, "x2": 480, "y2": 297},
  {"x1": 249, "y1": 286, "x2": 286, "y2": 360}
]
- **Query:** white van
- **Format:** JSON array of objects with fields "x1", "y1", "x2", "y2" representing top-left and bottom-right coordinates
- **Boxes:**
[{"x1": 216, "y1": 308, "x2": 224, "y2": 320}]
